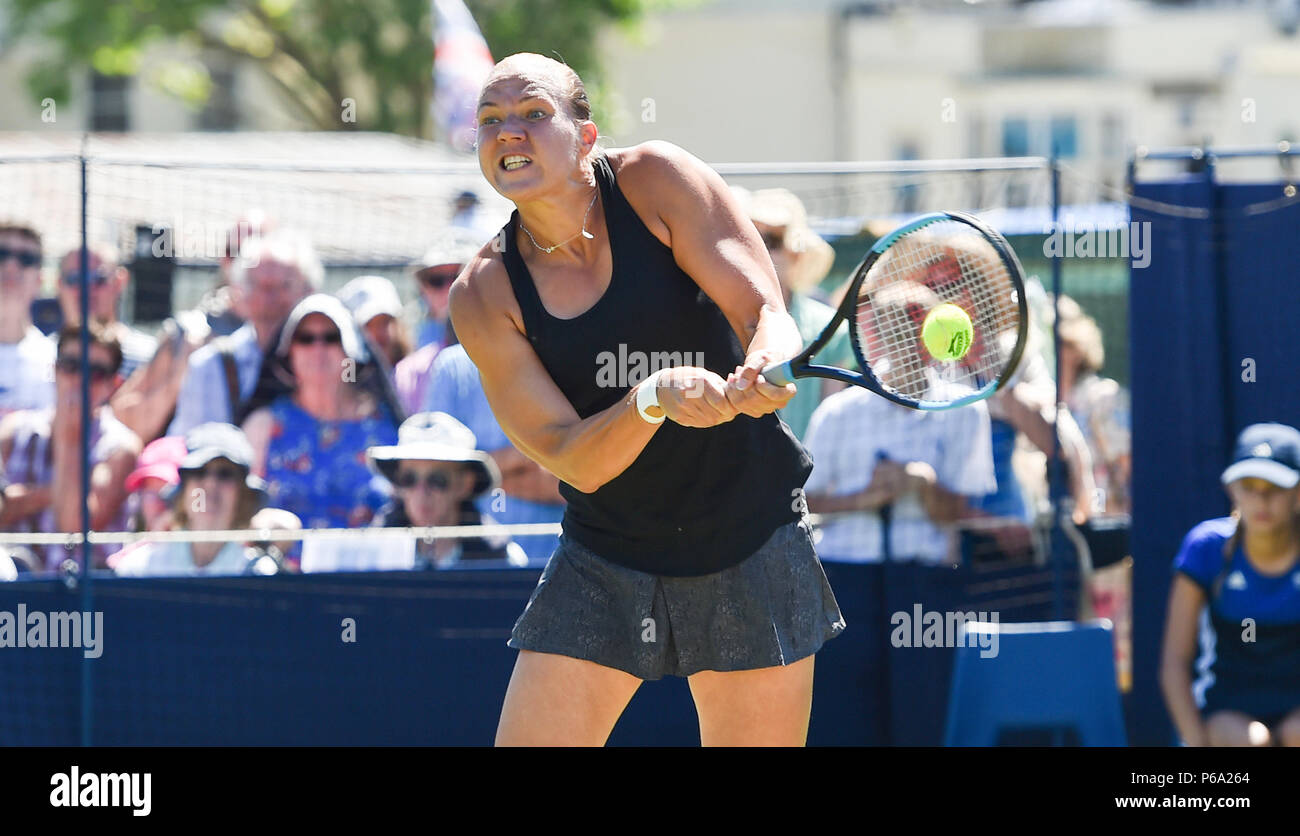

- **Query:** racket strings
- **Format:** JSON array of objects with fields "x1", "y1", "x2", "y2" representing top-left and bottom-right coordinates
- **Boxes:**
[{"x1": 855, "y1": 219, "x2": 1021, "y2": 402}]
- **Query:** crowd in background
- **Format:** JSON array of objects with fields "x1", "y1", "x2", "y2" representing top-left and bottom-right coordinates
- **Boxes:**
[
  {"x1": 8, "y1": 189, "x2": 1297, "y2": 750},
  {"x1": 0, "y1": 187, "x2": 1132, "y2": 583}
]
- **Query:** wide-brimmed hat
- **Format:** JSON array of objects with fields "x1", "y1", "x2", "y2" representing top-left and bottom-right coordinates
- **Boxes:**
[
  {"x1": 367, "y1": 412, "x2": 500, "y2": 497},
  {"x1": 1221, "y1": 423, "x2": 1300, "y2": 489},
  {"x1": 276, "y1": 293, "x2": 368, "y2": 363},
  {"x1": 339, "y1": 275, "x2": 404, "y2": 327},
  {"x1": 178, "y1": 422, "x2": 269, "y2": 498},
  {"x1": 746, "y1": 188, "x2": 836, "y2": 294},
  {"x1": 125, "y1": 435, "x2": 187, "y2": 493}
]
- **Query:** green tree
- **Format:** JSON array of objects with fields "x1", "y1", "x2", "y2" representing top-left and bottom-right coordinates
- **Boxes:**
[{"x1": 5, "y1": 0, "x2": 687, "y2": 137}]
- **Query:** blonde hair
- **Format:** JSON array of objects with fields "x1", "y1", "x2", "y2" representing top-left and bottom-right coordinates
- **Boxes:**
[{"x1": 1059, "y1": 314, "x2": 1105, "y2": 374}]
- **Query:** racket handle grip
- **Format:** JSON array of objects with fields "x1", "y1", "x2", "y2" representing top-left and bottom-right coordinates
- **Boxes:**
[{"x1": 761, "y1": 360, "x2": 795, "y2": 386}]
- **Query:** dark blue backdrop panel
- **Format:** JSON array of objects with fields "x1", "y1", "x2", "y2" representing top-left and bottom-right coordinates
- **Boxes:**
[
  {"x1": 0, "y1": 558, "x2": 1070, "y2": 746},
  {"x1": 1220, "y1": 183, "x2": 1300, "y2": 429},
  {"x1": 1128, "y1": 177, "x2": 1300, "y2": 746},
  {"x1": 1129, "y1": 176, "x2": 1219, "y2": 746}
]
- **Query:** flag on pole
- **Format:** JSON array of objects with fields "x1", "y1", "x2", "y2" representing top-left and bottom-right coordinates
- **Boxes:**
[{"x1": 432, "y1": 0, "x2": 496, "y2": 153}]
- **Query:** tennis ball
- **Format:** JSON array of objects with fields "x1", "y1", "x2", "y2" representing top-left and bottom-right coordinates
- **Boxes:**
[{"x1": 921, "y1": 303, "x2": 974, "y2": 361}]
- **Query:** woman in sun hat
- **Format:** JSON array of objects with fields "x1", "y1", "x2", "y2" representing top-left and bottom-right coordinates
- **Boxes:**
[
  {"x1": 736, "y1": 186, "x2": 850, "y2": 440},
  {"x1": 112, "y1": 422, "x2": 269, "y2": 576},
  {"x1": 368, "y1": 412, "x2": 524, "y2": 567},
  {"x1": 1160, "y1": 422, "x2": 1300, "y2": 746},
  {"x1": 298, "y1": 411, "x2": 524, "y2": 572}
]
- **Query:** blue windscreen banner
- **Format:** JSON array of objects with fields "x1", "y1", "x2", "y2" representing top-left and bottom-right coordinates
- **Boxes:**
[{"x1": 1128, "y1": 175, "x2": 1300, "y2": 745}]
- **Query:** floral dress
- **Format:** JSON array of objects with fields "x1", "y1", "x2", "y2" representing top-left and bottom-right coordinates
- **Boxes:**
[{"x1": 263, "y1": 395, "x2": 399, "y2": 529}]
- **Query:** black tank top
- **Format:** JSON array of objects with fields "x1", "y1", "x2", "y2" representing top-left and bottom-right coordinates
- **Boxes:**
[{"x1": 501, "y1": 153, "x2": 812, "y2": 576}]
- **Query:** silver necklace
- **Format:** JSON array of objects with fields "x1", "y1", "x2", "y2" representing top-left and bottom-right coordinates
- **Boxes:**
[{"x1": 519, "y1": 189, "x2": 599, "y2": 254}]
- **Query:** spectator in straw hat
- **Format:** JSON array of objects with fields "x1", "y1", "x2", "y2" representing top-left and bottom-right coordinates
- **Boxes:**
[
  {"x1": 737, "y1": 188, "x2": 854, "y2": 440},
  {"x1": 111, "y1": 422, "x2": 270, "y2": 576}
]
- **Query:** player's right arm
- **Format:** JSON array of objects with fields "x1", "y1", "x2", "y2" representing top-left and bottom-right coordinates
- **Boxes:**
[
  {"x1": 1159, "y1": 574, "x2": 1209, "y2": 746},
  {"x1": 450, "y1": 253, "x2": 737, "y2": 494}
]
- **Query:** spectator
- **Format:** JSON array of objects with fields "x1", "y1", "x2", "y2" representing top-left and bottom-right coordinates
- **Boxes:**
[
  {"x1": 123, "y1": 435, "x2": 187, "y2": 532},
  {"x1": 1059, "y1": 307, "x2": 1131, "y2": 514},
  {"x1": 411, "y1": 228, "x2": 481, "y2": 350},
  {"x1": 57, "y1": 244, "x2": 157, "y2": 379},
  {"x1": 111, "y1": 215, "x2": 276, "y2": 443},
  {"x1": 242, "y1": 294, "x2": 399, "y2": 530},
  {"x1": 424, "y1": 343, "x2": 564, "y2": 563},
  {"x1": 301, "y1": 412, "x2": 525, "y2": 571},
  {"x1": 394, "y1": 232, "x2": 481, "y2": 416},
  {"x1": 112, "y1": 423, "x2": 269, "y2": 576},
  {"x1": 338, "y1": 275, "x2": 412, "y2": 369},
  {"x1": 1160, "y1": 423, "x2": 1300, "y2": 747},
  {"x1": 0, "y1": 223, "x2": 54, "y2": 419},
  {"x1": 737, "y1": 187, "x2": 853, "y2": 440},
  {"x1": 803, "y1": 280, "x2": 995, "y2": 746},
  {"x1": 166, "y1": 230, "x2": 321, "y2": 437},
  {"x1": 0, "y1": 323, "x2": 140, "y2": 570},
  {"x1": 449, "y1": 189, "x2": 501, "y2": 241}
]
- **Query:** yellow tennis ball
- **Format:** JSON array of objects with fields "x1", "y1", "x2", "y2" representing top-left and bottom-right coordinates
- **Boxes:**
[{"x1": 921, "y1": 303, "x2": 974, "y2": 361}]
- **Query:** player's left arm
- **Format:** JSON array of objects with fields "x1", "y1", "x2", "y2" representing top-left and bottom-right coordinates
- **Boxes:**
[{"x1": 616, "y1": 142, "x2": 800, "y2": 416}]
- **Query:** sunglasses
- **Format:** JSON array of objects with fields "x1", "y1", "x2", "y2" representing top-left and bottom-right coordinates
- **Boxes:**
[
  {"x1": 188, "y1": 464, "x2": 243, "y2": 484},
  {"x1": 60, "y1": 269, "x2": 113, "y2": 287},
  {"x1": 292, "y1": 330, "x2": 342, "y2": 347},
  {"x1": 55, "y1": 356, "x2": 116, "y2": 382},
  {"x1": 760, "y1": 230, "x2": 787, "y2": 252},
  {"x1": 395, "y1": 471, "x2": 453, "y2": 492},
  {"x1": 0, "y1": 246, "x2": 41, "y2": 268},
  {"x1": 419, "y1": 269, "x2": 458, "y2": 290}
]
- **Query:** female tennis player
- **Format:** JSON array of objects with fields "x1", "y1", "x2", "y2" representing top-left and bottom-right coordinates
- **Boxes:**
[
  {"x1": 450, "y1": 53, "x2": 844, "y2": 746},
  {"x1": 1159, "y1": 422, "x2": 1300, "y2": 746}
]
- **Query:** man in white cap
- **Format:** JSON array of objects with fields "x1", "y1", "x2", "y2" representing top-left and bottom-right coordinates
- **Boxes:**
[
  {"x1": 338, "y1": 274, "x2": 412, "y2": 370},
  {"x1": 393, "y1": 229, "x2": 484, "y2": 416},
  {"x1": 411, "y1": 228, "x2": 482, "y2": 351}
]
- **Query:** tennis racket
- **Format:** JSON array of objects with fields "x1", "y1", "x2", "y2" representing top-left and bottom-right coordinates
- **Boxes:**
[{"x1": 763, "y1": 211, "x2": 1028, "y2": 411}]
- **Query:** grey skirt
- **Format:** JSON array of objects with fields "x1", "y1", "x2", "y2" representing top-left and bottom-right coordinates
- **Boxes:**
[{"x1": 507, "y1": 517, "x2": 846, "y2": 680}]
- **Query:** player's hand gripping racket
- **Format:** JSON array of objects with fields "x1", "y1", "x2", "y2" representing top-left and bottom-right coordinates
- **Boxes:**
[{"x1": 763, "y1": 211, "x2": 1028, "y2": 410}]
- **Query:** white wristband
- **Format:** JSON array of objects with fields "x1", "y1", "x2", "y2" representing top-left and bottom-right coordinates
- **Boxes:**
[{"x1": 635, "y1": 369, "x2": 666, "y2": 425}]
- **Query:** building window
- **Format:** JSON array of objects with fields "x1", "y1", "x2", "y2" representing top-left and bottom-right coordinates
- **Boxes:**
[
  {"x1": 90, "y1": 72, "x2": 130, "y2": 132},
  {"x1": 1002, "y1": 117, "x2": 1030, "y2": 157},
  {"x1": 198, "y1": 64, "x2": 238, "y2": 131},
  {"x1": 1050, "y1": 115, "x2": 1078, "y2": 158}
]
